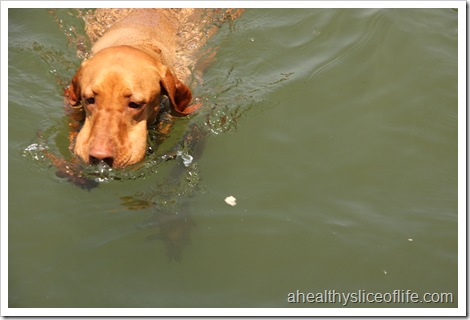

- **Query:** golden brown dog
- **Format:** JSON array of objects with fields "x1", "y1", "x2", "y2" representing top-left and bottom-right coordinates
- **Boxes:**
[{"x1": 64, "y1": 9, "x2": 242, "y2": 168}]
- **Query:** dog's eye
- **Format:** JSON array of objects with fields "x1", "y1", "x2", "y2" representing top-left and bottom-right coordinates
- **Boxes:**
[
  {"x1": 85, "y1": 97, "x2": 95, "y2": 104},
  {"x1": 128, "y1": 102, "x2": 143, "y2": 109}
]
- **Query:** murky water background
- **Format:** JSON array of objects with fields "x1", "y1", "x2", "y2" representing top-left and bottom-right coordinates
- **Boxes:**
[{"x1": 8, "y1": 8, "x2": 458, "y2": 309}]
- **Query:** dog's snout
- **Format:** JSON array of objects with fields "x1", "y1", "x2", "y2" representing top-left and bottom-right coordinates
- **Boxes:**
[
  {"x1": 89, "y1": 145, "x2": 115, "y2": 167},
  {"x1": 90, "y1": 155, "x2": 114, "y2": 167}
]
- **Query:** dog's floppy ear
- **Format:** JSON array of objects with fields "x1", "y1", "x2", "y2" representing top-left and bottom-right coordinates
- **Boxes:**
[
  {"x1": 159, "y1": 66, "x2": 200, "y2": 116},
  {"x1": 64, "y1": 62, "x2": 87, "y2": 108},
  {"x1": 64, "y1": 62, "x2": 88, "y2": 123}
]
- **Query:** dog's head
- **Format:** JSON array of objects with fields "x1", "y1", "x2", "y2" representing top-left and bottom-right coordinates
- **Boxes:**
[{"x1": 64, "y1": 45, "x2": 195, "y2": 168}]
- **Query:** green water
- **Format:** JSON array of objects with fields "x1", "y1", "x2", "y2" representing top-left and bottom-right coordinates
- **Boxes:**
[{"x1": 8, "y1": 8, "x2": 459, "y2": 311}]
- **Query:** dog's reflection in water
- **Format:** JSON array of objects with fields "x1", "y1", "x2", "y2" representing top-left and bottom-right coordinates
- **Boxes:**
[
  {"x1": 121, "y1": 189, "x2": 196, "y2": 262},
  {"x1": 145, "y1": 211, "x2": 195, "y2": 262}
]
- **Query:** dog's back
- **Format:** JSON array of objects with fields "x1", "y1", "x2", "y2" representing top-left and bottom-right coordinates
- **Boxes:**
[
  {"x1": 91, "y1": 10, "x2": 185, "y2": 76},
  {"x1": 83, "y1": 9, "x2": 244, "y2": 82}
]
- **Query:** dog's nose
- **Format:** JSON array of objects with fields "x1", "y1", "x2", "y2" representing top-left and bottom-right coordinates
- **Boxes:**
[{"x1": 89, "y1": 146, "x2": 115, "y2": 167}]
